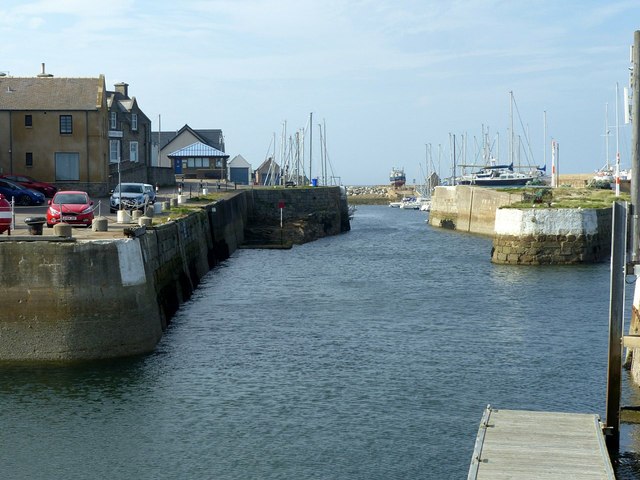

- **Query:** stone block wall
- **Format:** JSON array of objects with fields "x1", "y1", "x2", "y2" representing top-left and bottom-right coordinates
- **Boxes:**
[
  {"x1": 245, "y1": 186, "x2": 350, "y2": 245},
  {"x1": 491, "y1": 208, "x2": 611, "y2": 265}
]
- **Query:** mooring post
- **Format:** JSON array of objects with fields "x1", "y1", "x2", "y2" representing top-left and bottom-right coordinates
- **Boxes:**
[
  {"x1": 605, "y1": 201, "x2": 627, "y2": 453},
  {"x1": 630, "y1": 30, "x2": 640, "y2": 266}
]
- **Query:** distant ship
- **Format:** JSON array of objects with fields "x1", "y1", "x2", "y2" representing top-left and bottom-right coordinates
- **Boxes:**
[{"x1": 390, "y1": 167, "x2": 406, "y2": 188}]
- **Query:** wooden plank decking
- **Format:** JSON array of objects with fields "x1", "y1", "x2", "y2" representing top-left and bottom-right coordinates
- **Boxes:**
[{"x1": 468, "y1": 406, "x2": 615, "y2": 479}]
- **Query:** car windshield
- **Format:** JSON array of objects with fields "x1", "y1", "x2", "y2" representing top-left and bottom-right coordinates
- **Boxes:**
[
  {"x1": 54, "y1": 193, "x2": 88, "y2": 204},
  {"x1": 118, "y1": 184, "x2": 144, "y2": 194},
  {"x1": 0, "y1": 180, "x2": 24, "y2": 190}
]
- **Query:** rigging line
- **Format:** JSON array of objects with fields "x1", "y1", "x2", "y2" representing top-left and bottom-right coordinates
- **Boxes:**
[
  {"x1": 263, "y1": 135, "x2": 274, "y2": 161},
  {"x1": 511, "y1": 95, "x2": 536, "y2": 166}
]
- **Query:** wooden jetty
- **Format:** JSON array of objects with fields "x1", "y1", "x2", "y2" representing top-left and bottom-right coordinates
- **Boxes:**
[{"x1": 468, "y1": 405, "x2": 615, "y2": 479}]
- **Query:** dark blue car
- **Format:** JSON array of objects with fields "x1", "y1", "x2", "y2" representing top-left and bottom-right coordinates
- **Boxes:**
[{"x1": 0, "y1": 178, "x2": 45, "y2": 205}]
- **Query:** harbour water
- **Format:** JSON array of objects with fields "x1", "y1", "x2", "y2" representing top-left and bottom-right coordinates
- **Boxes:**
[{"x1": 2, "y1": 204, "x2": 640, "y2": 479}]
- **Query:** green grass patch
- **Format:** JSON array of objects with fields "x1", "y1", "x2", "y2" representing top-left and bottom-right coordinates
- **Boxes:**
[{"x1": 506, "y1": 187, "x2": 629, "y2": 209}]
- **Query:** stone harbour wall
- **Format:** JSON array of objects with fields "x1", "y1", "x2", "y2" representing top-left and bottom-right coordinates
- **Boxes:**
[
  {"x1": 0, "y1": 188, "x2": 347, "y2": 361},
  {"x1": 491, "y1": 208, "x2": 611, "y2": 265},
  {"x1": 428, "y1": 185, "x2": 524, "y2": 236},
  {"x1": 244, "y1": 186, "x2": 350, "y2": 245}
]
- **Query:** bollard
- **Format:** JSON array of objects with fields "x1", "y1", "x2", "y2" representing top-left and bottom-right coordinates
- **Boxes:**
[
  {"x1": 170, "y1": 198, "x2": 178, "y2": 207},
  {"x1": 138, "y1": 216, "x2": 153, "y2": 227},
  {"x1": 178, "y1": 194, "x2": 186, "y2": 204},
  {"x1": 116, "y1": 210, "x2": 132, "y2": 224},
  {"x1": 53, "y1": 223, "x2": 72, "y2": 238},
  {"x1": 131, "y1": 210, "x2": 142, "y2": 221},
  {"x1": 144, "y1": 206, "x2": 154, "y2": 218},
  {"x1": 154, "y1": 202, "x2": 163, "y2": 215},
  {"x1": 92, "y1": 216, "x2": 108, "y2": 232},
  {"x1": 202, "y1": 188, "x2": 209, "y2": 195},
  {"x1": 24, "y1": 216, "x2": 46, "y2": 235}
]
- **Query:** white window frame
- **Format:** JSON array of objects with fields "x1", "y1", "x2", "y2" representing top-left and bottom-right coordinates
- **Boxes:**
[
  {"x1": 130, "y1": 141, "x2": 138, "y2": 162},
  {"x1": 110, "y1": 139, "x2": 121, "y2": 163},
  {"x1": 131, "y1": 113, "x2": 138, "y2": 131},
  {"x1": 110, "y1": 112, "x2": 117, "y2": 130}
]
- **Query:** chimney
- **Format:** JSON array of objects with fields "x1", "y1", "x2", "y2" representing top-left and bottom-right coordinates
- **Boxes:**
[
  {"x1": 37, "y1": 62, "x2": 53, "y2": 78},
  {"x1": 114, "y1": 82, "x2": 129, "y2": 97}
]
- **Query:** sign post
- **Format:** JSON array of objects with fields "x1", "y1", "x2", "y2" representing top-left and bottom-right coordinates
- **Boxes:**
[{"x1": 278, "y1": 199, "x2": 285, "y2": 245}]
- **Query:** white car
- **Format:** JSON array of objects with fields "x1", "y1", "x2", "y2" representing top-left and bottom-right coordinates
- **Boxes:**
[{"x1": 110, "y1": 183, "x2": 150, "y2": 213}]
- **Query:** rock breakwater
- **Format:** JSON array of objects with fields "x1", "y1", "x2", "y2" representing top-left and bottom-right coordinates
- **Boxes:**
[{"x1": 347, "y1": 185, "x2": 416, "y2": 204}]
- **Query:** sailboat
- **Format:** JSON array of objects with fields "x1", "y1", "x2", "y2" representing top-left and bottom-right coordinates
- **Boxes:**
[
  {"x1": 593, "y1": 86, "x2": 631, "y2": 191},
  {"x1": 415, "y1": 144, "x2": 440, "y2": 210},
  {"x1": 457, "y1": 93, "x2": 546, "y2": 187}
]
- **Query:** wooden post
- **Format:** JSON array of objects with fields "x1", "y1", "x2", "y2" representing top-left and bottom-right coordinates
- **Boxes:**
[{"x1": 605, "y1": 201, "x2": 627, "y2": 453}]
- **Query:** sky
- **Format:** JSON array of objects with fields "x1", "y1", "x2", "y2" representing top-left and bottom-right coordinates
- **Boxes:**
[{"x1": 0, "y1": 0, "x2": 639, "y2": 185}]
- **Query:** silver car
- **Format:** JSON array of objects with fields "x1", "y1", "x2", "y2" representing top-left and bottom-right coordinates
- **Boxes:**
[{"x1": 109, "y1": 183, "x2": 149, "y2": 213}]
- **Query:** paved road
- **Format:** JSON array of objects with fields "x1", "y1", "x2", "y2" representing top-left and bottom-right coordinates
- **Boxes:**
[{"x1": 4, "y1": 180, "x2": 242, "y2": 238}]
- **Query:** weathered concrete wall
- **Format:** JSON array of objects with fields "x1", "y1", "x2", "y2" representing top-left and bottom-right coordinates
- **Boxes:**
[
  {"x1": 0, "y1": 193, "x2": 249, "y2": 361},
  {"x1": 0, "y1": 188, "x2": 348, "y2": 361},
  {"x1": 428, "y1": 186, "x2": 524, "y2": 235},
  {"x1": 0, "y1": 239, "x2": 163, "y2": 360},
  {"x1": 491, "y1": 208, "x2": 611, "y2": 264}
]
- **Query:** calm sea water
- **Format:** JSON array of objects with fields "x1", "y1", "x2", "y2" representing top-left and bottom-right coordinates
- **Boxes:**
[{"x1": 2, "y1": 205, "x2": 640, "y2": 479}]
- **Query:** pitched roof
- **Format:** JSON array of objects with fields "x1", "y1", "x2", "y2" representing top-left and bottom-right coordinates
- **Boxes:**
[
  {"x1": 152, "y1": 124, "x2": 225, "y2": 151},
  {"x1": 0, "y1": 76, "x2": 105, "y2": 110},
  {"x1": 167, "y1": 141, "x2": 229, "y2": 158},
  {"x1": 229, "y1": 155, "x2": 251, "y2": 168}
]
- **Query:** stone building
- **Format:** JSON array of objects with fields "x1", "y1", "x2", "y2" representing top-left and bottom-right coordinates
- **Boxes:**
[
  {"x1": 0, "y1": 65, "x2": 110, "y2": 196},
  {"x1": 106, "y1": 82, "x2": 153, "y2": 187}
]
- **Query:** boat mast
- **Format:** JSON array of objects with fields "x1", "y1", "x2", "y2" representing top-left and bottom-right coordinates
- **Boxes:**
[
  {"x1": 309, "y1": 112, "x2": 313, "y2": 185},
  {"x1": 509, "y1": 91, "x2": 514, "y2": 166},
  {"x1": 605, "y1": 103, "x2": 611, "y2": 172},
  {"x1": 616, "y1": 83, "x2": 621, "y2": 196},
  {"x1": 543, "y1": 111, "x2": 547, "y2": 168}
]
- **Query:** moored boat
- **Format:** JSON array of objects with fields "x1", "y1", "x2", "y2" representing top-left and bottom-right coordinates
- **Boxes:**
[{"x1": 390, "y1": 167, "x2": 406, "y2": 188}]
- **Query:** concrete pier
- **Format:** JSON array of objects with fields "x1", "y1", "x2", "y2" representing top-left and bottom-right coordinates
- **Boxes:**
[{"x1": 0, "y1": 187, "x2": 350, "y2": 361}]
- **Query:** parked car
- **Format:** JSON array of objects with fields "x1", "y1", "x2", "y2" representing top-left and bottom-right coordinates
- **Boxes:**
[
  {"x1": 0, "y1": 174, "x2": 57, "y2": 197},
  {"x1": 0, "y1": 179, "x2": 45, "y2": 206},
  {"x1": 109, "y1": 183, "x2": 150, "y2": 213},
  {"x1": 143, "y1": 183, "x2": 157, "y2": 204},
  {"x1": 47, "y1": 191, "x2": 94, "y2": 228}
]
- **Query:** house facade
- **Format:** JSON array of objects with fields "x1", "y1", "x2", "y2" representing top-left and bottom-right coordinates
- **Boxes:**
[
  {"x1": 167, "y1": 141, "x2": 230, "y2": 180},
  {"x1": 106, "y1": 82, "x2": 154, "y2": 188},
  {"x1": 254, "y1": 157, "x2": 281, "y2": 185},
  {"x1": 228, "y1": 154, "x2": 251, "y2": 185},
  {"x1": 152, "y1": 125, "x2": 226, "y2": 170},
  {"x1": 0, "y1": 69, "x2": 110, "y2": 196}
]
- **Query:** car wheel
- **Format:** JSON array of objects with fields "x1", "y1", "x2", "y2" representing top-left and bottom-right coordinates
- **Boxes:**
[{"x1": 17, "y1": 195, "x2": 32, "y2": 206}]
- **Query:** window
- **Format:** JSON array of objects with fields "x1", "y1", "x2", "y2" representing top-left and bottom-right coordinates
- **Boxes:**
[
  {"x1": 25, "y1": 115, "x2": 32, "y2": 127},
  {"x1": 55, "y1": 152, "x2": 79, "y2": 181},
  {"x1": 130, "y1": 141, "x2": 138, "y2": 162},
  {"x1": 131, "y1": 113, "x2": 138, "y2": 131},
  {"x1": 110, "y1": 139, "x2": 121, "y2": 163},
  {"x1": 110, "y1": 112, "x2": 117, "y2": 129},
  {"x1": 25, "y1": 152, "x2": 33, "y2": 167},
  {"x1": 59, "y1": 115, "x2": 72, "y2": 134},
  {"x1": 215, "y1": 159, "x2": 223, "y2": 168}
]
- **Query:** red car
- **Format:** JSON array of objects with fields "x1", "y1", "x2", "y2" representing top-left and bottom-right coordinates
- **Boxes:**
[
  {"x1": 47, "y1": 191, "x2": 94, "y2": 228},
  {"x1": 1, "y1": 174, "x2": 57, "y2": 197}
]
